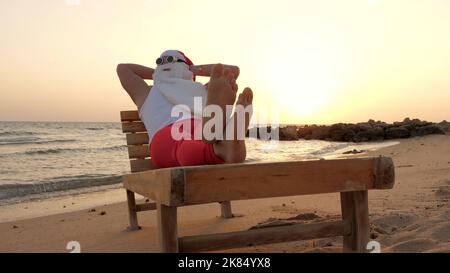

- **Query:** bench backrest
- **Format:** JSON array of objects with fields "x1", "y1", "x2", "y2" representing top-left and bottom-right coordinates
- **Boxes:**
[{"x1": 120, "y1": 110, "x2": 154, "y2": 172}]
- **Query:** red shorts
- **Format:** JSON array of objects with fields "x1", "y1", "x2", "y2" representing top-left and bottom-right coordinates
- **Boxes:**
[{"x1": 150, "y1": 118, "x2": 225, "y2": 169}]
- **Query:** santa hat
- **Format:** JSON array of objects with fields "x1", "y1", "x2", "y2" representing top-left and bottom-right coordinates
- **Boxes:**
[
  {"x1": 160, "y1": 50, "x2": 195, "y2": 80},
  {"x1": 160, "y1": 50, "x2": 193, "y2": 66}
]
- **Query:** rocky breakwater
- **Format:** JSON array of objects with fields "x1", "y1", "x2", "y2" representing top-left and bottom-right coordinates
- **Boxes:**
[{"x1": 247, "y1": 118, "x2": 449, "y2": 142}]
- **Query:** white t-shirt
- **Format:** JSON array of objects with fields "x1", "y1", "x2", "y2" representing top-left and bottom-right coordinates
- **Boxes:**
[
  {"x1": 138, "y1": 62, "x2": 207, "y2": 144},
  {"x1": 138, "y1": 86, "x2": 182, "y2": 144}
]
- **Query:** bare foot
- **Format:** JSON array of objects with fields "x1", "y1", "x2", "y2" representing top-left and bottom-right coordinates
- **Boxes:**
[
  {"x1": 214, "y1": 87, "x2": 254, "y2": 163},
  {"x1": 202, "y1": 64, "x2": 237, "y2": 143},
  {"x1": 235, "y1": 87, "x2": 253, "y2": 133}
]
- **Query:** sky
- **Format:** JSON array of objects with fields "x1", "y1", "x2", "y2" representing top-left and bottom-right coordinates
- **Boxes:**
[{"x1": 0, "y1": 0, "x2": 449, "y2": 124}]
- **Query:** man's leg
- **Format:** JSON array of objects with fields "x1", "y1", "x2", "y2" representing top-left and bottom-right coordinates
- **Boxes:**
[
  {"x1": 203, "y1": 63, "x2": 254, "y2": 164},
  {"x1": 213, "y1": 88, "x2": 253, "y2": 163},
  {"x1": 202, "y1": 64, "x2": 238, "y2": 144}
]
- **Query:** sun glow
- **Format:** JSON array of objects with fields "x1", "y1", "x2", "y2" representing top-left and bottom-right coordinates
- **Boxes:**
[{"x1": 262, "y1": 43, "x2": 340, "y2": 123}]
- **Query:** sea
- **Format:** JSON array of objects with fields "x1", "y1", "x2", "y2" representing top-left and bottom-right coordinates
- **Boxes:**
[{"x1": 0, "y1": 122, "x2": 398, "y2": 205}]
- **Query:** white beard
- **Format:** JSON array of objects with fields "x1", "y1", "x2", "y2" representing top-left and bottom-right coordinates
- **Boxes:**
[
  {"x1": 153, "y1": 62, "x2": 194, "y2": 82},
  {"x1": 152, "y1": 62, "x2": 207, "y2": 119}
]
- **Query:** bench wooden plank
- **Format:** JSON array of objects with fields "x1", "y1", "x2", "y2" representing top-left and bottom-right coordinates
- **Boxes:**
[
  {"x1": 122, "y1": 157, "x2": 394, "y2": 206},
  {"x1": 130, "y1": 158, "x2": 153, "y2": 172},
  {"x1": 120, "y1": 110, "x2": 140, "y2": 122},
  {"x1": 126, "y1": 133, "x2": 149, "y2": 145},
  {"x1": 123, "y1": 168, "x2": 185, "y2": 206},
  {"x1": 122, "y1": 122, "x2": 146, "y2": 133},
  {"x1": 128, "y1": 145, "x2": 150, "y2": 159},
  {"x1": 178, "y1": 220, "x2": 348, "y2": 252},
  {"x1": 136, "y1": 202, "x2": 157, "y2": 212},
  {"x1": 181, "y1": 157, "x2": 394, "y2": 205}
]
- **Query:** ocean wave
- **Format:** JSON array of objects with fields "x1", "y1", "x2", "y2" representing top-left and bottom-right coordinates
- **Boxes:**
[
  {"x1": 2, "y1": 144, "x2": 127, "y2": 156},
  {"x1": 0, "y1": 138, "x2": 77, "y2": 146},
  {"x1": 0, "y1": 131, "x2": 44, "y2": 137},
  {"x1": 86, "y1": 127, "x2": 105, "y2": 131},
  {"x1": 0, "y1": 174, "x2": 122, "y2": 200},
  {"x1": 24, "y1": 148, "x2": 73, "y2": 155},
  {"x1": 309, "y1": 143, "x2": 351, "y2": 156},
  {"x1": 0, "y1": 145, "x2": 126, "y2": 158}
]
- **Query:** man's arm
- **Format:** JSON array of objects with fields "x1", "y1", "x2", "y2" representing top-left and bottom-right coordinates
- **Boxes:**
[
  {"x1": 116, "y1": 63, "x2": 154, "y2": 110},
  {"x1": 191, "y1": 64, "x2": 240, "y2": 78}
]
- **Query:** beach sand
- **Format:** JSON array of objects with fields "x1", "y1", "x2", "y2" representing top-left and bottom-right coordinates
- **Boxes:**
[{"x1": 0, "y1": 134, "x2": 449, "y2": 253}]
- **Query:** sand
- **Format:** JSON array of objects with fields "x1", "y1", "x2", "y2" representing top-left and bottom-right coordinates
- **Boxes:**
[{"x1": 0, "y1": 134, "x2": 449, "y2": 253}]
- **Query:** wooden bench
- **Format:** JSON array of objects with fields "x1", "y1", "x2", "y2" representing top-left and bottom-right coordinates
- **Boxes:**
[{"x1": 120, "y1": 110, "x2": 395, "y2": 253}]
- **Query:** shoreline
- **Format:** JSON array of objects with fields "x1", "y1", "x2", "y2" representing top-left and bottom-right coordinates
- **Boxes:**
[{"x1": 0, "y1": 134, "x2": 448, "y2": 253}]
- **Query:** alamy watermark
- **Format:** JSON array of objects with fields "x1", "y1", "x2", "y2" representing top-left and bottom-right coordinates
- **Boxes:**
[
  {"x1": 66, "y1": 241, "x2": 81, "y2": 253},
  {"x1": 169, "y1": 97, "x2": 280, "y2": 144},
  {"x1": 65, "y1": 240, "x2": 381, "y2": 253}
]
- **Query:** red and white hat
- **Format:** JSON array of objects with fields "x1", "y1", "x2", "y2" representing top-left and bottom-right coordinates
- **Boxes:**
[{"x1": 160, "y1": 50, "x2": 194, "y2": 66}]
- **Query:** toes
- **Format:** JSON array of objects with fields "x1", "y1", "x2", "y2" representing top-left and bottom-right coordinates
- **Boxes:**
[
  {"x1": 223, "y1": 68, "x2": 230, "y2": 79},
  {"x1": 236, "y1": 93, "x2": 244, "y2": 104},
  {"x1": 230, "y1": 77, "x2": 237, "y2": 91},
  {"x1": 211, "y1": 63, "x2": 224, "y2": 79},
  {"x1": 243, "y1": 87, "x2": 253, "y2": 103},
  {"x1": 226, "y1": 71, "x2": 234, "y2": 81},
  {"x1": 232, "y1": 83, "x2": 238, "y2": 93},
  {"x1": 243, "y1": 87, "x2": 253, "y2": 97}
]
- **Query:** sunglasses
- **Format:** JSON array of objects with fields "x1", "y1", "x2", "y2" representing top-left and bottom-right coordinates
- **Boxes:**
[{"x1": 156, "y1": 56, "x2": 187, "y2": 66}]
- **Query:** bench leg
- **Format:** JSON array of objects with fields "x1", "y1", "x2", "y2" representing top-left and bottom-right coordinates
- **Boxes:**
[
  {"x1": 340, "y1": 191, "x2": 369, "y2": 253},
  {"x1": 220, "y1": 201, "x2": 233, "y2": 218},
  {"x1": 157, "y1": 203, "x2": 179, "y2": 253},
  {"x1": 126, "y1": 190, "x2": 140, "y2": 231}
]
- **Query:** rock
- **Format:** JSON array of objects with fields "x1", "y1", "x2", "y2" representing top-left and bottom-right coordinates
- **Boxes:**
[
  {"x1": 246, "y1": 127, "x2": 259, "y2": 139},
  {"x1": 354, "y1": 123, "x2": 372, "y2": 132},
  {"x1": 297, "y1": 125, "x2": 315, "y2": 138},
  {"x1": 394, "y1": 118, "x2": 432, "y2": 130},
  {"x1": 265, "y1": 118, "x2": 444, "y2": 142},
  {"x1": 279, "y1": 126, "x2": 299, "y2": 140},
  {"x1": 438, "y1": 120, "x2": 450, "y2": 133},
  {"x1": 342, "y1": 130, "x2": 356, "y2": 142},
  {"x1": 411, "y1": 124, "x2": 445, "y2": 137},
  {"x1": 385, "y1": 126, "x2": 411, "y2": 139},
  {"x1": 310, "y1": 126, "x2": 330, "y2": 140},
  {"x1": 410, "y1": 118, "x2": 432, "y2": 127},
  {"x1": 343, "y1": 149, "x2": 365, "y2": 155},
  {"x1": 353, "y1": 130, "x2": 371, "y2": 142},
  {"x1": 328, "y1": 124, "x2": 348, "y2": 141},
  {"x1": 286, "y1": 213, "x2": 320, "y2": 221},
  {"x1": 368, "y1": 126, "x2": 385, "y2": 141}
]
